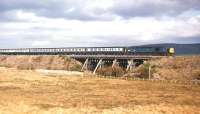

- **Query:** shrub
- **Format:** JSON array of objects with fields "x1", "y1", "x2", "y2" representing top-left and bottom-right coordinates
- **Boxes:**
[
  {"x1": 17, "y1": 63, "x2": 35, "y2": 70},
  {"x1": 97, "y1": 66, "x2": 125, "y2": 77},
  {"x1": 59, "y1": 55, "x2": 71, "y2": 62},
  {"x1": 70, "y1": 64, "x2": 82, "y2": 71},
  {"x1": 192, "y1": 70, "x2": 200, "y2": 80},
  {"x1": 32, "y1": 56, "x2": 42, "y2": 63},
  {"x1": 135, "y1": 63, "x2": 156, "y2": 79}
]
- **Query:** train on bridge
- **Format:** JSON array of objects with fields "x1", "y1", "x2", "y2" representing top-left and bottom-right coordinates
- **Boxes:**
[{"x1": 0, "y1": 47, "x2": 175, "y2": 56}]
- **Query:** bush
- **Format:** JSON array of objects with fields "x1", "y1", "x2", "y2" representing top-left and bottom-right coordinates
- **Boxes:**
[
  {"x1": 97, "y1": 66, "x2": 125, "y2": 77},
  {"x1": 136, "y1": 63, "x2": 156, "y2": 79},
  {"x1": 59, "y1": 55, "x2": 71, "y2": 62},
  {"x1": 192, "y1": 70, "x2": 200, "y2": 80},
  {"x1": 32, "y1": 56, "x2": 42, "y2": 63},
  {"x1": 17, "y1": 63, "x2": 35, "y2": 70},
  {"x1": 70, "y1": 64, "x2": 82, "y2": 71}
]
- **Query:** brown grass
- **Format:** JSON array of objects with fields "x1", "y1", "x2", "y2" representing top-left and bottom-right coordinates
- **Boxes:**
[
  {"x1": 96, "y1": 66, "x2": 125, "y2": 77},
  {"x1": 0, "y1": 67, "x2": 199, "y2": 114},
  {"x1": 0, "y1": 55, "x2": 82, "y2": 71},
  {"x1": 128, "y1": 56, "x2": 200, "y2": 80}
]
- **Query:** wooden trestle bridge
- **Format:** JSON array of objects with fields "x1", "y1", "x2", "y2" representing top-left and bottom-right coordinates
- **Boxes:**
[{"x1": 68, "y1": 55, "x2": 162, "y2": 74}]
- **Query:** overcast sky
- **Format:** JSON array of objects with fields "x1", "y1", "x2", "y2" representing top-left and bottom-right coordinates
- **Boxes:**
[{"x1": 0, "y1": 0, "x2": 200, "y2": 48}]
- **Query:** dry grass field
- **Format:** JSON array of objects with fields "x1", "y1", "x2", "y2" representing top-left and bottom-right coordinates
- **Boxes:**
[{"x1": 0, "y1": 67, "x2": 200, "y2": 114}]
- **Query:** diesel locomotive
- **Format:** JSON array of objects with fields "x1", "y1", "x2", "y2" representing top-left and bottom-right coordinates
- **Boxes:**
[{"x1": 0, "y1": 47, "x2": 175, "y2": 56}]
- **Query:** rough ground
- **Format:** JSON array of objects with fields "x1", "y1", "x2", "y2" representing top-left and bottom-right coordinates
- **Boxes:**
[
  {"x1": 150, "y1": 56, "x2": 200, "y2": 80},
  {"x1": 0, "y1": 55, "x2": 82, "y2": 71},
  {"x1": 0, "y1": 67, "x2": 199, "y2": 114}
]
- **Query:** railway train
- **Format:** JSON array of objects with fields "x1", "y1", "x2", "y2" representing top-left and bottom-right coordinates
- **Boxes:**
[{"x1": 0, "y1": 47, "x2": 175, "y2": 56}]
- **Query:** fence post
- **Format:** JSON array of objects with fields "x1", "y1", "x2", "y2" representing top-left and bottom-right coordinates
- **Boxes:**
[{"x1": 149, "y1": 65, "x2": 151, "y2": 80}]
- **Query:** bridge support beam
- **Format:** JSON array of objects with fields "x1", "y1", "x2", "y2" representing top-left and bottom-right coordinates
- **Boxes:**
[
  {"x1": 93, "y1": 59, "x2": 103, "y2": 74},
  {"x1": 126, "y1": 59, "x2": 135, "y2": 71},
  {"x1": 112, "y1": 59, "x2": 118, "y2": 68},
  {"x1": 81, "y1": 58, "x2": 89, "y2": 71}
]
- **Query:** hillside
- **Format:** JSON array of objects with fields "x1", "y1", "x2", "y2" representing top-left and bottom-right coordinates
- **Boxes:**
[
  {"x1": 135, "y1": 43, "x2": 200, "y2": 55},
  {"x1": 0, "y1": 55, "x2": 82, "y2": 71},
  {"x1": 135, "y1": 56, "x2": 200, "y2": 80}
]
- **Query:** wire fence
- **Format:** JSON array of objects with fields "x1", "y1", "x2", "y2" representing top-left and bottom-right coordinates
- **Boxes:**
[{"x1": 94, "y1": 75, "x2": 200, "y2": 85}]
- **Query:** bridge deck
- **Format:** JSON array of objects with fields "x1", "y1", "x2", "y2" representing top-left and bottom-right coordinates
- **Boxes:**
[{"x1": 69, "y1": 55, "x2": 163, "y2": 59}]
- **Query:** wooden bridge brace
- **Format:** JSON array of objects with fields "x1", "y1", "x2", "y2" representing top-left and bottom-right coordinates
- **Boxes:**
[
  {"x1": 112, "y1": 59, "x2": 119, "y2": 68},
  {"x1": 93, "y1": 59, "x2": 103, "y2": 74},
  {"x1": 81, "y1": 58, "x2": 89, "y2": 71},
  {"x1": 126, "y1": 59, "x2": 136, "y2": 71}
]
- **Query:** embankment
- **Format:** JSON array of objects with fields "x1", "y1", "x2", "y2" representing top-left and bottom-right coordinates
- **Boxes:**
[
  {"x1": 147, "y1": 56, "x2": 200, "y2": 80},
  {"x1": 125, "y1": 56, "x2": 200, "y2": 80},
  {"x1": 0, "y1": 55, "x2": 82, "y2": 71}
]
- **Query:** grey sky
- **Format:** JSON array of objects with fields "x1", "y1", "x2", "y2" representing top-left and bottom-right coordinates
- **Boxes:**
[{"x1": 0, "y1": 0, "x2": 200, "y2": 48}]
